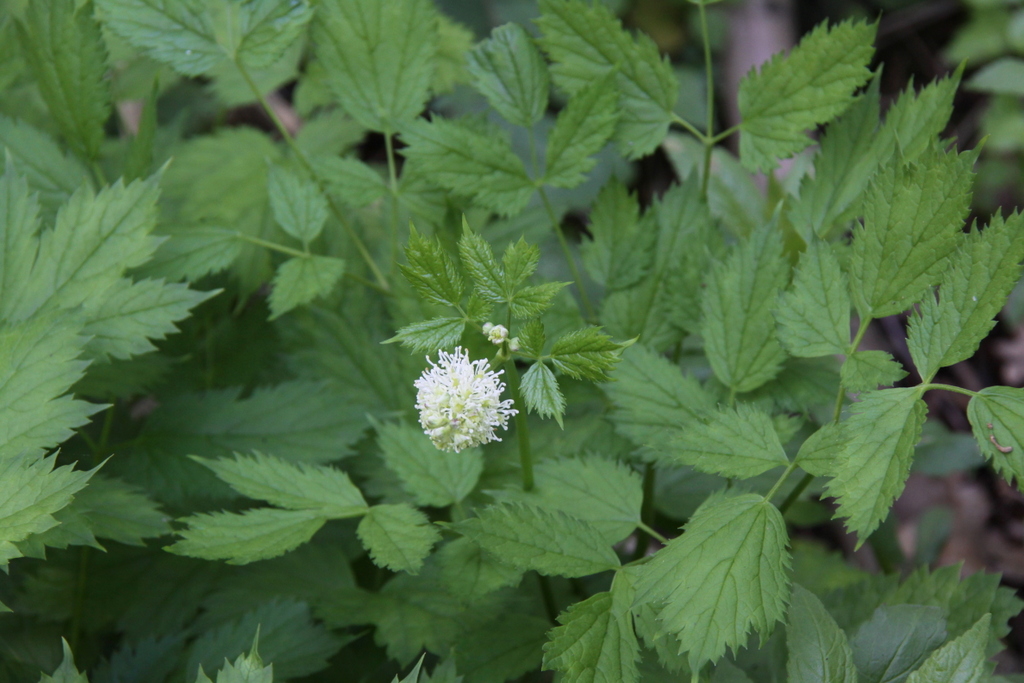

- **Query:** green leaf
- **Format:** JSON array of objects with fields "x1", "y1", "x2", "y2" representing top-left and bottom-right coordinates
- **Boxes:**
[
  {"x1": 357, "y1": 504, "x2": 439, "y2": 575},
  {"x1": 550, "y1": 327, "x2": 627, "y2": 382},
  {"x1": 543, "y1": 572, "x2": 639, "y2": 683},
  {"x1": 124, "y1": 83, "x2": 159, "y2": 182},
  {"x1": 467, "y1": 23, "x2": 549, "y2": 129},
  {"x1": 787, "y1": 78, "x2": 882, "y2": 241},
  {"x1": 16, "y1": 176, "x2": 162, "y2": 321},
  {"x1": 0, "y1": 314, "x2": 96, "y2": 460},
  {"x1": 521, "y1": 361, "x2": 565, "y2": 427},
  {"x1": 81, "y1": 277, "x2": 216, "y2": 361},
  {"x1": 97, "y1": 0, "x2": 313, "y2": 77},
  {"x1": 787, "y1": 584, "x2": 857, "y2": 683},
  {"x1": 633, "y1": 492, "x2": 791, "y2": 670},
  {"x1": 143, "y1": 226, "x2": 245, "y2": 282},
  {"x1": 188, "y1": 599, "x2": 339, "y2": 681},
  {"x1": 502, "y1": 237, "x2": 540, "y2": 292},
  {"x1": 518, "y1": 318, "x2": 546, "y2": 357},
  {"x1": 738, "y1": 19, "x2": 876, "y2": 171},
  {"x1": 491, "y1": 455, "x2": 642, "y2": 545},
  {"x1": 875, "y1": 67, "x2": 961, "y2": 163},
  {"x1": 197, "y1": 451, "x2": 367, "y2": 517},
  {"x1": 385, "y1": 317, "x2": 466, "y2": 353},
  {"x1": 168, "y1": 508, "x2": 327, "y2": 565},
  {"x1": 392, "y1": 656, "x2": 425, "y2": 683},
  {"x1": 536, "y1": 0, "x2": 678, "y2": 159},
  {"x1": 794, "y1": 422, "x2": 845, "y2": 477},
  {"x1": 47, "y1": 474, "x2": 170, "y2": 549},
  {"x1": 850, "y1": 605, "x2": 946, "y2": 683},
  {"x1": 267, "y1": 165, "x2": 329, "y2": 245},
  {"x1": 456, "y1": 502, "x2": 620, "y2": 578},
  {"x1": 581, "y1": 179, "x2": 656, "y2": 292},
  {"x1": 967, "y1": 387, "x2": 1024, "y2": 486},
  {"x1": 376, "y1": 421, "x2": 482, "y2": 507},
  {"x1": 268, "y1": 256, "x2": 346, "y2": 320},
  {"x1": 458, "y1": 226, "x2": 504, "y2": 302},
  {"x1": 908, "y1": 212, "x2": 1024, "y2": 383},
  {"x1": 0, "y1": 115, "x2": 90, "y2": 216},
  {"x1": 313, "y1": 0, "x2": 437, "y2": 131},
  {"x1": 906, "y1": 614, "x2": 991, "y2": 683},
  {"x1": 826, "y1": 388, "x2": 927, "y2": 544},
  {"x1": 0, "y1": 162, "x2": 51, "y2": 315},
  {"x1": 849, "y1": 146, "x2": 976, "y2": 319},
  {"x1": 129, "y1": 381, "x2": 370, "y2": 466},
  {"x1": 18, "y1": 0, "x2": 110, "y2": 161},
  {"x1": 454, "y1": 612, "x2": 549, "y2": 682},
  {"x1": 400, "y1": 118, "x2": 534, "y2": 216},
  {"x1": 400, "y1": 225, "x2": 464, "y2": 308},
  {"x1": 603, "y1": 345, "x2": 714, "y2": 455},
  {"x1": 775, "y1": 241, "x2": 850, "y2": 357},
  {"x1": 312, "y1": 155, "x2": 388, "y2": 209},
  {"x1": 510, "y1": 282, "x2": 567, "y2": 319},
  {"x1": 702, "y1": 224, "x2": 790, "y2": 393},
  {"x1": 39, "y1": 640, "x2": 88, "y2": 683},
  {"x1": 841, "y1": 350, "x2": 907, "y2": 393},
  {"x1": 433, "y1": 537, "x2": 522, "y2": 600},
  {"x1": 0, "y1": 452, "x2": 94, "y2": 568},
  {"x1": 968, "y1": 57, "x2": 1024, "y2": 96},
  {"x1": 544, "y1": 74, "x2": 619, "y2": 188},
  {"x1": 673, "y1": 403, "x2": 789, "y2": 479}
]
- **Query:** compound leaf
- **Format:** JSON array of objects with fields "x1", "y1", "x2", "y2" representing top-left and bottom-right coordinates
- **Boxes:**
[
  {"x1": 268, "y1": 256, "x2": 346, "y2": 320},
  {"x1": 967, "y1": 387, "x2": 1024, "y2": 487},
  {"x1": 543, "y1": 572, "x2": 639, "y2": 683},
  {"x1": 739, "y1": 19, "x2": 876, "y2": 171},
  {"x1": 197, "y1": 451, "x2": 367, "y2": 517},
  {"x1": 702, "y1": 224, "x2": 790, "y2": 394},
  {"x1": 376, "y1": 421, "x2": 482, "y2": 507},
  {"x1": 633, "y1": 492, "x2": 791, "y2": 670},
  {"x1": 400, "y1": 225, "x2": 464, "y2": 308},
  {"x1": 521, "y1": 361, "x2": 565, "y2": 427},
  {"x1": 673, "y1": 403, "x2": 790, "y2": 479},
  {"x1": 827, "y1": 388, "x2": 927, "y2": 544},
  {"x1": 906, "y1": 614, "x2": 991, "y2": 683},
  {"x1": 313, "y1": 0, "x2": 437, "y2": 131},
  {"x1": 400, "y1": 118, "x2": 534, "y2": 216},
  {"x1": 357, "y1": 503, "x2": 439, "y2": 574},
  {"x1": 168, "y1": 507, "x2": 326, "y2": 565},
  {"x1": 850, "y1": 146, "x2": 976, "y2": 319},
  {"x1": 385, "y1": 317, "x2": 466, "y2": 353},
  {"x1": 775, "y1": 241, "x2": 850, "y2": 357},
  {"x1": 908, "y1": 212, "x2": 1024, "y2": 382},
  {"x1": 840, "y1": 350, "x2": 908, "y2": 393},
  {"x1": 544, "y1": 74, "x2": 619, "y2": 188},
  {"x1": 268, "y1": 165, "x2": 329, "y2": 245},
  {"x1": 456, "y1": 502, "x2": 620, "y2": 578},
  {"x1": 467, "y1": 23, "x2": 549, "y2": 129},
  {"x1": 787, "y1": 584, "x2": 857, "y2": 683},
  {"x1": 0, "y1": 452, "x2": 95, "y2": 568},
  {"x1": 536, "y1": 0, "x2": 677, "y2": 159},
  {"x1": 550, "y1": 327, "x2": 627, "y2": 382},
  {"x1": 18, "y1": 0, "x2": 110, "y2": 161}
]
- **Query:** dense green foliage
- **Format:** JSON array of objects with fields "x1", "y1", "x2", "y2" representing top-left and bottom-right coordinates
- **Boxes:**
[{"x1": 1, "y1": 0, "x2": 1023, "y2": 681}]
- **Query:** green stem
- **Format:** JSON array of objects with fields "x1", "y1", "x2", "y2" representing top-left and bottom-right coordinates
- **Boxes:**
[
  {"x1": 921, "y1": 383, "x2": 980, "y2": 398},
  {"x1": 671, "y1": 113, "x2": 707, "y2": 142},
  {"x1": 90, "y1": 159, "x2": 108, "y2": 187},
  {"x1": 833, "y1": 317, "x2": 873, "y2": 422},
  {"x1": 539, "y1": 186, "x2": 596, "y2": 322},
  {"x1": 69, "y1": 545, "x2": 91, "y2": 654},
  {"x1": 384, "y1": 131, "x2": 401, "y2": 271},
  {"x1": 709, "y1": 125, "x2": 740, "y2": 145},
  {"x1": 778, "y1": 472, "x2": 814, "y2": 515},
  {"x1": 637, "y1": 522, "x2": 668, "y2": 545},
  {"x1": 631, "y1": 464, "x2": 658, "y2": 560},
  {"x1": 235, "y1": 61, "x2": 390, "y2": 292},
  {"x1": 537, "y1": 573, "x2": 559, "y2": 624},
  {"x1": 764, "y1": 461, "x2": 799, "y2": 503},
  {"x1": 504, "y1": 360, "x2": 534, "y2": 491},
  {"x1": 234, "y1": 232, "x2": 309, "y2": 259},
  {"x1": 698, "y1": 0, "x2": 715, "y2": 200}
]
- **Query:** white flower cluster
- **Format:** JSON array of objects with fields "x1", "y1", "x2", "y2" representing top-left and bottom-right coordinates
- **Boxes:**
[{"x1": 415, "y1": 347, "x2": 517, "y2": 452}]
